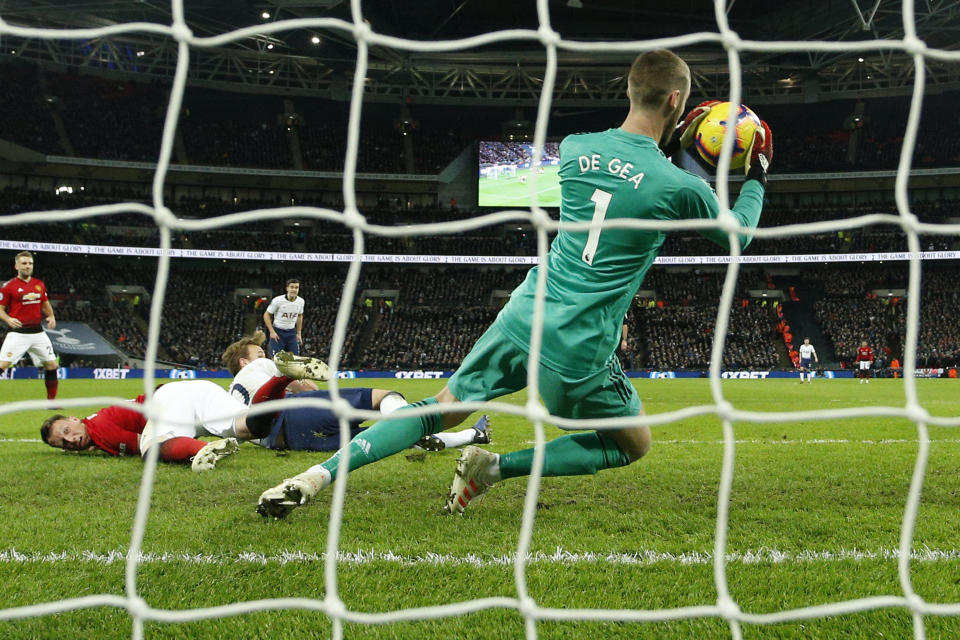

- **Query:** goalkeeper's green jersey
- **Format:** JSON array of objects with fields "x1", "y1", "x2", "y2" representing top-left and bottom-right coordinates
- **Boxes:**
[{"x1": 496, "y1": 127, "x2": 765, "y2": 377}]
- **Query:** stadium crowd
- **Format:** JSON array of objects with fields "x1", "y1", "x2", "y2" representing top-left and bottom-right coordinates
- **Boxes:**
[
  {"x1": 3, "y1": 250, "x2": 960, "y2": 372},
  {"x1": 809, "y1": 265, "x2": 960, "y2": 369},
  {"x1": 362, "y1": 306, "x2": 499, "y2": 370},
  {"x1": 632, "y1": 270, "x2": 781, "y2": 370},
  {"x1": 4, "y1": 187, "x2": 958, "y2": 264},
  {"x1": 0, "y1": 64, "x2": 62, "y2": 154},
  {"x1": 2, "y1": 66, "x2": 960, "y2": 374}
]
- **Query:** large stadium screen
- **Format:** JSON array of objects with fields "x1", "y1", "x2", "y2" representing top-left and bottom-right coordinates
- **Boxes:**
[{"x1": 477, "y1": 140, "x2": 562, "y2": 207}]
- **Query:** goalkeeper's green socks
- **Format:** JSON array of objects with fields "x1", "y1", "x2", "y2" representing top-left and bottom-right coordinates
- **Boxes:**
[
  {"x1": 496, "y1": 432, "x2": 631, "y2": 481},
  {"x1": 320, "y1": 398, "x2": 441, "y2": 481}
]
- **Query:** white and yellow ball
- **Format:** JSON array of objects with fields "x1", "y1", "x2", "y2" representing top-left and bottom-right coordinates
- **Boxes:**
[{"x1": 694, "y1": 102, "x2": 761, "y2": 169}]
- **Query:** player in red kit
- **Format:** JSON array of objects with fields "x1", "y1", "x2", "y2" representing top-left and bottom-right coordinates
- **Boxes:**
[
  {"x1": 39, "y1": 379, "x2": 287, "y2": 471},
  {"x1": 40, "y1": 363, "x2": 347, "y2": 471},
  {"x1": 0, "y1": 251, "x2": 59, "y2": 398},
  {"x1": 855, "y1": 340, "x2": 874, "y2": 384}
]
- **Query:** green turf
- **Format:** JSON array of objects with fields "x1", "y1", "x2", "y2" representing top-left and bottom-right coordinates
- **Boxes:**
[
  {"x1": 478, "y1": 166, "x2": 561, "y2": 208},
  {"x1": 1, "y1": 377, "x2": 959, "y2": 639}
]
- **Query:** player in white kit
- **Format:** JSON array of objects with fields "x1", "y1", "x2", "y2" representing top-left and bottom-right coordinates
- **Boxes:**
[
  {"x1": 263, "y1": 279, "x2": 305, "y2": 356},
  {"x1": 222, "y1": 332, "x2": 491, "y2": 452},
  {"x1": 798, "y1": 337, "x2": 818, "y2": 384}
]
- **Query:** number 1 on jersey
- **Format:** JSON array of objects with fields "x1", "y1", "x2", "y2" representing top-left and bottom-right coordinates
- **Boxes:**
[{"x1": 581, "y1": 188, "x2": 612, "y2": 265}]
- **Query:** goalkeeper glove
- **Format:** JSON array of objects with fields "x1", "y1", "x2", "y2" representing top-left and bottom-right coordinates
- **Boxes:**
[
  {"x1": 661, "y1": 100, "x2": 720, "y2": 157},
  {"x1": 744, "y1": 120, "x2": 773, "y2": 187}
]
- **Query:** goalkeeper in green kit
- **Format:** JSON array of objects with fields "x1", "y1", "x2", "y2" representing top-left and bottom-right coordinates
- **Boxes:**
[{"x1": 257, "y1": 49, "x2": 773, "y2": 518}]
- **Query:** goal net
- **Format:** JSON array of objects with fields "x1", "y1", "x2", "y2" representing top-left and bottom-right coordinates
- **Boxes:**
[{"x1": 2, "y1": 1, "x2": 960, "y2": 639}]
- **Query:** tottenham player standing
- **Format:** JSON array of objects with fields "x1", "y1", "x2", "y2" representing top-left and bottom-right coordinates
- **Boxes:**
[
  {"x1": 855, "y1": 340, "x2": 874, "y2": 384},
  {"x1": 263, "y1": 279, "x2": 304, "y2": 356},
  {"x1": 798, "y1": 337, "x2": 818, "y2": 384},
  {"x1": 0, "y1": 251, "x2": 59, "y2": 398}
]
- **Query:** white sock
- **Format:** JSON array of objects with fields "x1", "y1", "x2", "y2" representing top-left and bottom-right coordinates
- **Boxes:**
[
  {"x1": 379, "y1": 392, "x2": 408, "y2": 415},
  {"x1": 484, "y1": 453, "x2": 502, "y2": 484},
  {"x1": 434, "y1": 428, "x2": 479, "y2": 448},
  {"x1": 301, "y1": 465, "x2": 332, "y2": 488}
]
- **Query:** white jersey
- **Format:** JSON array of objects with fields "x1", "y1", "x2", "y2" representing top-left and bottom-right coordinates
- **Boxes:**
[
  {"x1": 229, "y1": 357, "x2": 280, "y2": 405},
  {"x1": 138, "y1": 380, "x2": 246, "y2": 455},
  {"x1": 799, "y1": 344, "x2": 817, "y2": 360},
  {"x1": 266, "y1": 295, "x2": 304, "y2": 330}
]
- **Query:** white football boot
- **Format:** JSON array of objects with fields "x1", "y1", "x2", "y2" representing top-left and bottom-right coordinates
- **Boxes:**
[
  {"x1": 191, "y1": 438, "x2": 239, "y2": 472},
  {"x1": 445, "y1": 445, "x2": 498, "y2": 515},
  {"x1": 256, "y1": 470, "x2": 330, "y2": 519},
  {"x1": 273, "y1": 351, "x2": 331, "y2": 381}
]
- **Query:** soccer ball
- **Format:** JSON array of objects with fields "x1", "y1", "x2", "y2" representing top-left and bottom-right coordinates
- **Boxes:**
[{"x1": 693, "y1": 102, "x2": 761, "y2": 169}]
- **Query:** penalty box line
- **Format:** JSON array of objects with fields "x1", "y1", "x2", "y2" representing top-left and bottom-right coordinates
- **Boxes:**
[{"x1": 2, "y1": 547, "x2": 960, "y2": 567}]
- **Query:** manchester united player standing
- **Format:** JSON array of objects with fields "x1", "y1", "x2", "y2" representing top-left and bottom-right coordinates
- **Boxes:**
[
  {"x1": 855, "y1": 340, "x2": 874, "y2": 384},
  {"x1": 0, "y1": 251, "x2": 59, "y2": 398}
]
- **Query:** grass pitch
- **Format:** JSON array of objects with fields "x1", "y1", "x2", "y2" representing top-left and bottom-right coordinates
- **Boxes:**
[
  {"x1": 478, "y1": 166, "x2": 561, "y2": 208},
  {"x1": 1, "y1": 377, "x2": 959, "y2": 639}
]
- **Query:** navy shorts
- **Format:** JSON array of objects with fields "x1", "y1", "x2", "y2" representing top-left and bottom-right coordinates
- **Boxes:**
[
  {"x1": 262, "y1": 388, "x2": 373, "y2": 451},
  {"x1": 269, "y1": 327, "x2": 300, "y2": 356},
  {"x1": 800, "y1": 358, "x2": 812, "y2": 369}
]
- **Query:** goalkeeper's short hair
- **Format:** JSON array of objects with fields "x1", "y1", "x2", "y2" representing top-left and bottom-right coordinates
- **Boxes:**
[
  {"x1": 627, "y1": 49, "x2": 690, "y2": 111},
  {"x1": 221, "y1": 330, "x2": 267, "y2": 376}
]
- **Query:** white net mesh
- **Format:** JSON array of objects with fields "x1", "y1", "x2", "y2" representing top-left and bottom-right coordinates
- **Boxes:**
[{"x1": 3, "y1": 0, "x2": 960, "y2": 638}]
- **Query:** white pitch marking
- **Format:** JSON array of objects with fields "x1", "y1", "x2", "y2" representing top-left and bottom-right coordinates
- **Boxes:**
[
  {"x1": 5, "y1": 437, "x2": 958, "y2": 447},
  {"x1": 518, "y1": 439, "x2": 960, "y2": 446},
  {"x1": 1, "y1": 547, "x2": 959, "y2": 567}
]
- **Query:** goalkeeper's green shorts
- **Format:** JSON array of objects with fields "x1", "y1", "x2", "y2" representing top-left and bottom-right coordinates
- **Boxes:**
[{"x1": 448, "y1": 321, "x2": 642, "y2": 421}]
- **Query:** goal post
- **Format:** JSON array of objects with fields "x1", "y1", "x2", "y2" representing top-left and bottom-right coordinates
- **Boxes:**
[{"x1": 1, "y1": 0, "x2": 959, "y2": 638}]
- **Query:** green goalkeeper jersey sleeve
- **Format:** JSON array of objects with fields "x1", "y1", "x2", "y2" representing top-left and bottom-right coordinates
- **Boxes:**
[{"x1": 496, "y1": 127, "x2": 764, "y2": 377}]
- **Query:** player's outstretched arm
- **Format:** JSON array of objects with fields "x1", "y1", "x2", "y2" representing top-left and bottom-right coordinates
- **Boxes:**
[
  {"x1": 673, "y1": 119, "x2": 772, "y2": 251},
  {"x1": 743, "y1": 120, "x2": 773, "y2": 187},
  {"x1": 722, "y1": 119, "x2": 773, "y2": 248}
]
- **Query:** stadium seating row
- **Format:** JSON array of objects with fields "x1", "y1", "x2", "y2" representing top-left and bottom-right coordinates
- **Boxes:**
[
  {"x1": 4, "y1": 255, "x2": 956, "y2": 372},
  {"x1": 3, "y1": 61, "x2": 960, "y2": 173}
]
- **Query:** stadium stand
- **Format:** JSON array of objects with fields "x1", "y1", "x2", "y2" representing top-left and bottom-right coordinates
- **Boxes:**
[
  {"x1": 0, "y1": 63, "x2": 62, "y2": 154},
  {"x1": 3, "y1": 61, "x2": 960, "y2": 173},
  {"x1": 631, "y1": 270, "x2": 781, "y2": 370},
  {"x1": 808, "y1": 264, "x2": 960, "y2": 370},
  {"x1": 4, "y1": 180, "x2": 960, "y2": 373}
]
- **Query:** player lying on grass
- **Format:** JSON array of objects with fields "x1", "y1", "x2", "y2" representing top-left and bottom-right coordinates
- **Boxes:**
[
  {"x1": 40, "y1": 379, "x2": 274, "y2": 471},
  {"x1": 40, "y1": 348, "x2": 490, "y2": 470},
  {"x1": 256, "y1": 48, "x2": 772, "y2": 519},
  {"x1": 221, "y1": 332, "x2": 491, "y2": 452}
]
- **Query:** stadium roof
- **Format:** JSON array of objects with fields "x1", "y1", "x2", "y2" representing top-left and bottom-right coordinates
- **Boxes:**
[{"x1": 1, "y1": 0, "x2": 960, "y2": 104}]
